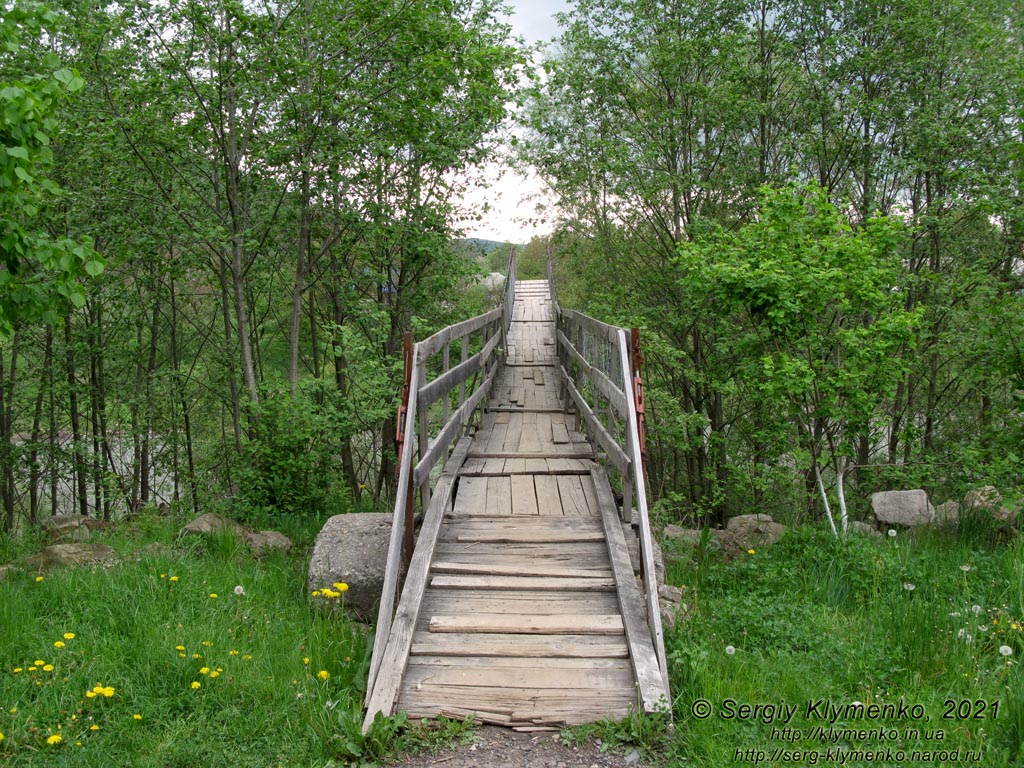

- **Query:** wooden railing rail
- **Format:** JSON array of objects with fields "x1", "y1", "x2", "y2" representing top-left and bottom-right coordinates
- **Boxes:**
[
  {"x1": 364, "y1": 246, "x2": 517, "y2": 705},
  {"x1": 549, "y1": 256, "x2": 670, "y2": 696}
]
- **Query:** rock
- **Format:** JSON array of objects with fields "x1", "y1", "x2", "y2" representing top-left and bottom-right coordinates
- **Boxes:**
[
  {"x1": 244, "y1": 530, "x2": 293, "y2": 554},
  {"x1": 992, "y1": 506, "x2": 1019, "y2": 525},
  {"x1": 663, "y1": 524, "x2": 703, "y2": 545},
  {"x1": 964, "y1": 486, "x2": 1002, "y2": 512},
  {"x1": 40, "y1": 514, "x2": 92, "y2": 543},
  {"x1": 27, "y1": 543, "x2": 116, "y2": 570},
  {"x1": 870, "y1": 490, "x2": 934, "y2": 527},
  {"x1": 178, "y1": 513, "x2": 245, "y2": 537},
  {"x1": 479, "y1": 272, "x2": 506, "y2": 291},
  {"x1": 933, "y1": 501, "x2": 960, "y2": 528},
  {"x1": 625, "y1": 750, "x2": 642, "y2": 765},
  {"x1": 658, "y1": 584, "x2": 687, "y2": 631},
  {"x1": 848, "y1": 521, "x2": 883, "y2": 538},
  {"x1": 723, "y1": 513, "x2": 786, "y2": 551},
  {"x1": 308, "y1": 513, "x2": 396, "y2": 621}
]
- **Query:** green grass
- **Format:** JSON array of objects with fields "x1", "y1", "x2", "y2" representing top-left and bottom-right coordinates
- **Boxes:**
[
  {"x1": 664, "y1": 524, "x2": 1023, "y2": 766},
  {"x1": 0, "y1": 514, "x2": 384, "y2": 767}
]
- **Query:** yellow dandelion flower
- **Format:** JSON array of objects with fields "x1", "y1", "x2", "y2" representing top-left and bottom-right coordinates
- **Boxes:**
[
  {"x1": 54, "y1": 641, "x2": 65, "y2": 648},
  {"x1": 35, "y1": 576, "x2": 44, "y2": 582},
  {"x1": 747, "y1": 549, "x2": 756, "y2": 555},
  {"x1": 191, "y1": 681, "x2": 201, "y2": 689},
  {"x1": 43, "y1": 664, "x2": 54, "y2": 672},
  {"x1": 345, "y1": 656, "x2": 351, "y2": 662},
  {"x1": 0, "y1": 732, "x2": 4, "y2": 743},
  {"x1": 63, "y1": 632, "x2": 75, "y2": 640},
  {"x1": 209, "y1": 671, "x2": 220, "y2": 679},
  {"x1": 169, "y1": 576, "x2": 179, "y2": 582},
  {"x1": 85, "y1": 691, "x2": 96, "y2": 699},
  {"x1": 333, "y1": 582, "x2": 349, "y2": 592},
  {"x1": 175, "y1": 645, "x2": 185, "y2": 652},
  {"x1": 132, "y1": 714, "x2": 142, "y2": 721},
  {"x1": 229, "y1": 650, "x2": 239, "y2": 656},
  {"x1": 34, "y1": 660, "x2": 45, "y2": 666},
  {"x1": 28, "y1": 666, "x2": 37, "y2": 672},
  {"x1": 199, "y1": 667, "x2": 210, "y2": 675},
  {"x1": 47, "y1": 734, "x2": 62, "y2": 745},
  {"x1": 192, "y1": 654, "x2": 201, "y2": 659},
  {"x1": 317, "y1": 670, "x2": 330, "y2": 681},
  {"x1": 242, "y1": 655, "x2": 252, "y2": 661},
  {"x1": 12, "y1": 667, "x2": 22, "y2": 674},
  {"x1": 302, "y1": 657, "x2": 310, "y2": 665},
  {"x1": 89, "y1": 725, "x2": 99, "y2": 731},
  {"x1": 75, "y1": 741, "x2": 82, "y2": 746},
  {"x1": 178, "y1": 653, "x2": 186, "y2": 659},
  {"x1": 216, "y1": 667, "x2": 222, "y2": 672},
  {"x1": 209, "y1": 593, "x2": 218, "y2": 599},
  {"x1": 201, "y1": 641, "x2": 212, "y2": 647},
  {"x1": 8, "y1": 708, "x2": 15, "y2": 713},
  {"x1": 311, "y1": 590, "x2": 321, "y2": 597}
]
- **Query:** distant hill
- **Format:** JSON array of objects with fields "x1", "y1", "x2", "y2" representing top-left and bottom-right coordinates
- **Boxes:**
[{"x1": 457, "y1": 237, "x2": 521, "y2": 255}]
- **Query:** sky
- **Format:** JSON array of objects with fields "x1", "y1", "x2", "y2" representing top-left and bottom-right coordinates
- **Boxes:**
[{"x1": 457, "y1": 0, "x2": 571, "y2": 245}]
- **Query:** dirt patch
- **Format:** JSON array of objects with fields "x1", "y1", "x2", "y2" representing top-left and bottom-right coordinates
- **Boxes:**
[{"x1": 387, "y1": 726, "x2": 651, "y2": 768}]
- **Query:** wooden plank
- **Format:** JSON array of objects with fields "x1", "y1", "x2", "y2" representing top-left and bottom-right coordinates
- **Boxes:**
[
  {"x1": 592, "y1": 466, "x2": 670, "y2": 713},
  {"x1": 534, "y1": 475, "x2": 563, "y2": 516},
  {"x1": 421, "y1": 593, "x2": 620, "y2": 616},
  {"x1": 418, "y1": 307, "x2": 502, "y2": 359},
  {"x1": 534, "y1": 367, "x2": 545, "y2": 385},
  {"x1": 557, "y1": 475, "x2": 588, "y2": 517},
  {"x1": 410, "y1": 632, "x2": 629, "y2": 658},
  {"x1": 551, "y1": 422, "x2": 571, "y2": 444},
  {"x1": 452, "y1": 476, "x2": 488, "y2": 516},
  {"x1": 502, "y1": 413, "x2": 523, "y2": 452},
  {"x1": 431, "y1": 575, "x2": 615, "y2": 591},
  {"x1": 559, "y1": 365, "x2": 630, "y2": 475},
  {"x1": 510, "y1": 474, "x2": 538, "y2": 516},
  {"x1": 409, "y1": 656, "x2": 630, "y2": 670},
  {"x1": 428, "y1": 614, "x2": 623, "y2": 635},
  {"x1": 362, "y1": 435, "x2": 472, "y2": 732},
  {"x1": 449, "y1": 532, "x2": 606, "y2": 545},
  {"x1": 556, "y1": 329, "x2": 630, "y2": 417},
  {"x1": 484, "y1": 423, "x2": 508, "y2": 454},
  {"x1": 434, "y1": 541, "x2": 608, "y2": 558},
  {"x1": 466, "y1": 450, "x2": 592, "y2": 460},
  {"x1": 404, "y1": 661, "x2": 632, "y2": 690},
  {"x1": 581, "y1": 473, "x2": 599, "y2": 515},
  {"x1": 488, "y1": 475, "x2": 512, "y2": 516},
  {"x1": 431, "y1": 561, "x2": 613, "y2": 579},
  {"x1": 418, "y1": 331, "x2": 500, "y2": 408}
]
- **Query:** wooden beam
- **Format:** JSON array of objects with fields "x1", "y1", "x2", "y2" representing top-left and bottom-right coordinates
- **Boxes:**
[
  {"x1": 428, "y1": 614, "x2": 624, "y2": 635},
  {"x1": 418, "y1": 307, "x2": 502, "y2": 359},
  {"x1": 431, "y1": 574, "x2": 615, "y2": 591},
  {"x1": 418, "y1": 331, "x2": 500, "y2": 408},
  {"x1": 559, "y1": 365, "x2": 631, "y2": 475},
  {"x1": 556, "y1": 329, "x2": 629, "y2": 417}
]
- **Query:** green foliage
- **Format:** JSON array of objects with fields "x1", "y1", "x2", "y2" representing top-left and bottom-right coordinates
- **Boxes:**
[{"x1": 0, "y1": 2, "x2": 101, "y2": 340}]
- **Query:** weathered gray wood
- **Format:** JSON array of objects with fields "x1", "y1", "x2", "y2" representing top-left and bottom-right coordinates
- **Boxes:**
[
  {"x1": 559, "y1": 309, "x2": 620, "y2": 345},
  {"x1": 551, "y1": 422, "x2": 571, "y2": 444},
  {"x1": 534, "y1": 475, "x2": 563, "y2": 516},
  {"x1": 452, "y1": 476, "x2": 488, "y2": 516},
  {"x1": 510, "y1": 474, "x2": 538, "y2": 516},
  {"x1": 418, "y1": 307, "x2": 503, "y2": 359},
  {"x1": 409, "y1": 632, "x2": 629, "y2": 658},
  {"x1": 559, "y1": 366, "x2": 630, "y2": 475},
  {"x1": 428, "y1": 614, "x2": 623, "y2": 635},
  {"x1": 488, "y1": 475, "x2": 512, "y2": 516},
  {"x1": 592, "y1": 466, "x2": 670, "y2": 713},
  {"x1": 418, "y1": 330, "x2": 500, "y2": 408},
  {"x1": 556, "y1": 329, "x2": 629, "y2": 417},
  {"x1": 431, "y1": 561, "x2": 613, "y2": 579},
  {"x1": 362, "y1": 435, "x2": 472, "y2": 732},
  {"x1": 431, "y1": 575, "x2": 616, "y2": 591}
]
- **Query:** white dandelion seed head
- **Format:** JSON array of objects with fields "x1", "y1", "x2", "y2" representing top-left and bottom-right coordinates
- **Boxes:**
[
  {"x1": 999, "y1": 646, "x2": 1013, "y2": 657},
  {"x1": 958, "y1": 628, "x2": 974, "y2": 643},
  {"x1": 887, "y1": 529, "x2": 897, "y2": 538},
  {"x1": 972, "y1": 604, "x2": 983, "y2": 615},
  {"x1": 725, "y1": 645, "x2": 736, "y2": 656},
  {"x1": 960, "y1": 564, "x2": 971, "y2": 572},
  {"x1": 903, "y1": 582, "x2": 916, "y2": 592},
  {"x1": 234, "y1": 585, "x2": 245, "y2": 596},
  {"x1": 979, "y1": 625, "x2": 989, "y2": 632}
]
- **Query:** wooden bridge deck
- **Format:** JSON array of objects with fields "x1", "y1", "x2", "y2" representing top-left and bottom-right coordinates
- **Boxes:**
[{"x1": 375, "y1": 280, "x2": 667, "y2": 728}]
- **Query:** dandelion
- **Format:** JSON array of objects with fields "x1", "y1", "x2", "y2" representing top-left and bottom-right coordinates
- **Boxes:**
[
  {"x1": 89, "y1": 725, "x2": 99, "y2": 731},
  {"x1": 201, "y1": 641, "x2": 212, "y2": 647},
  {"x1": 302, "y1": 657, "x2": 310, "y2": 665},
  {"x1": 54, "y1": 641, "x2": 65, "y2": 648},
  {"x1": 42, "y1": 664, "x2": 54, "y2": 672},
  {"x1": 887, "y1": 529, "x2": 897, "y2": 538},
  {"x1": 35, "y1": 575, "x2": 44, "y2": 582},
  {"x1": 209, "y1": 593, "x2": 218, "y2": 599},
  {"x1": 958, "y1": 629, "x2": 974, "y2": 643},
  {"x1": 160, "y1": 574, "x2": 166, "y2": 579},
  {"x1": 199, "y1": 667, "x2": 210, "y2": 675},
  {"x1": 972, "y1": 604, "x2": 983, "y2": 614},
  {"x1": 960, "y1": 564, "x2": 972, "y2": 572},
  {"x1": 34, "y1": 660, "x2": 45, "y2": 666},
  {"x1": 0, "y1": 732, "x2": 4, "y2": 743},
  {"x1": 132, "y1": 714, "x2": 142, "y2": 721},
  {"x1": 242, "y1": 655, "x2": 252, "y2": 661},
  {"x1": 333, "y1": 582, "x2": 349, "y2": 593},
  {"x1": 28, "y1": 666, "x2": 37, "y2": 672},
  {"x1": 169, "y1": 576, "x2": 179, "y2": 582},
  {"x1": 903, "y1": 582, "x2": 915, "y2": 592},
  {"x1": 175, "y1": 645, "x2": 185, "y2": 652},
  {"x1": 311, "y1": 590, "x2": 321, "y2": 597},
  {"x1": 85, "y1": 691, "x2": 96, "y2": 699},
  {"x1": 725, "y1": 645, "x2": 736, "y2": 656},
  {"x1": 209, "y1": 671, "x2": 220, "y2": 679},
  {"x1": 1000, "y1": 646, "x2": 1013, "y2": 657},
  {"x1": 229, "y1": 650, "x2": 239, "y2": 656},
  {"x1": 234, "y1": 585, "x2": 245, "y2": 596},
  {"x1": 178, "y1": 653, "x2": 186, "y2": 659},
  {"x1": 318, "y1": 670, "x2": 330, "y2": 681},
  {"x1": 47, "y1": 734, "x2": 62, "y2": 745},
  {"x1": 191, "y1": 681, "x2": 201, "y2": 690},
  {"x1": 192, "y1": 654, "x2": 201, "y2": 659},
  {"x1": 746, "y1": 549, "x2": 756, "y2": 555},
  {"x1": 63, "y1": 632, "x2": 75, "y2": 640},
  {"x1": 12, "y1": 668, "x2": 22, "y2": 674},
  {"x1": 1013, "y1": 623, "x2": 1021, "y2": 631}
]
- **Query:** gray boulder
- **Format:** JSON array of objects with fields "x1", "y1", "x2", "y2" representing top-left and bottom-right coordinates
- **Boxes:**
[
  {"x1": 870, "y1": 490, "x2": 934, "y2": 527},
  {"x1": 723, "y1": 513, "x2": 786, "y2": 553},
  {"x1": 658, "y1": 584, "x2": 688, "y2": 631},
  {"x1": 243, "y1": 530, "x2": 293, "y2": 555},
  {"x1": 308, "y1": 513, "x2": 396, "y2": 621},
  {"x1": 178, "y1": 513, "x2": 245, "y2": 537},
  {"x1": 41, "y1": 514, "x2": 91, "y2": 543},
  {"x1": 934, "y1": 501, "x2": 961, "y2": 528},
  {"x1": 27, "y1": 543, "x2": 116, "y2": 570}
]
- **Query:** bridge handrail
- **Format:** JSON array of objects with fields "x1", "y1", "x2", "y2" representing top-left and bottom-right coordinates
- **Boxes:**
[
  {"x1": 549, "y1": 260, "x2": 670, "y2": 696},
  {"x1": 365, "y1": 246, "x2": 517, "y2": 701}
]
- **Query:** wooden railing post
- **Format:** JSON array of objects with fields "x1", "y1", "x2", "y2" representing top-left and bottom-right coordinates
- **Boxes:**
[{"x1": 400, "y1": 332, "x2": 416, "y2": 565}]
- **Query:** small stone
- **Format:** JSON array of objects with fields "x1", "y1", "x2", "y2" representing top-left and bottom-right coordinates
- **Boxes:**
[{"x1": 625, "y1": 750, "x2": 642, "y2": 764}]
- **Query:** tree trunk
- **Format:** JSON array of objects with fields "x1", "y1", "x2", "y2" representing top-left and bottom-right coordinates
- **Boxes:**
[{"x1": 65, "y1": 311, "x2": 89, "y2": 517}]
